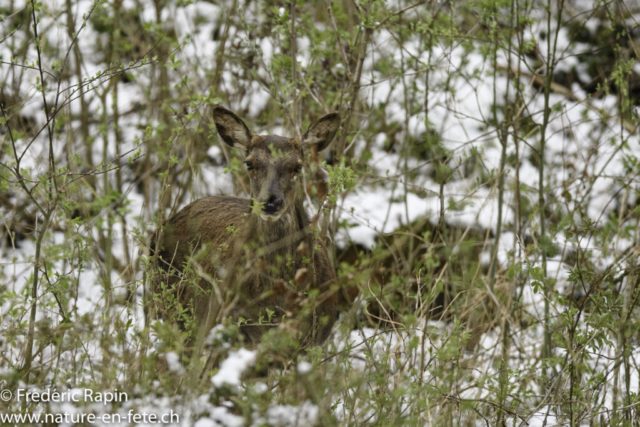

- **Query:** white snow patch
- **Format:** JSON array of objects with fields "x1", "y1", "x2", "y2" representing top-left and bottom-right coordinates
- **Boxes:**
[
  {"x1": 165, "y1": 352, "x2": 186, "y2": 375},
  {"x1": 297, "y1": 361, "x2": 312, "y2": 375},
  {"x1": 261, "y1": 401, "x2": 319, "y2": 427},
  {"x1": 211, "y1": 349, "x2": 257, "y2": 389}
]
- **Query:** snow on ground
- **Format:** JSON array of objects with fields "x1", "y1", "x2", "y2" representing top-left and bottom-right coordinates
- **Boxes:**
[
  {"x1": 211, "y1": 349, "x2": 257, "y2": 389},
  {"x1": 1, "y1": 0, "x2": 639, "y2": 424}
]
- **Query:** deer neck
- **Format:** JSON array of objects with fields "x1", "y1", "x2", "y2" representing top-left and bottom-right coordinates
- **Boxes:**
[{"x1": 254, "y1": 199, "x2": 308, "y2": 266}]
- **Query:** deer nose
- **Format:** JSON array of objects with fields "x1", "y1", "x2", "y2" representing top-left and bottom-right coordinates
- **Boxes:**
[{"x1": 263, "y1": 195, "x2": 283, "y2": 214}]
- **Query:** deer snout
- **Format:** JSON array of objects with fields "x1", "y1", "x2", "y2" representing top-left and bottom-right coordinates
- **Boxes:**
[{"x1": 263, "y1": 195, "x2": 283, "y2": 214}]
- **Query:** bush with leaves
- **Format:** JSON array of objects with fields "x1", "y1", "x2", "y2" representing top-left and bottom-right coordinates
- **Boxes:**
[{"x1": 2, "y1": 0, "x2": 640, "y2": 425}]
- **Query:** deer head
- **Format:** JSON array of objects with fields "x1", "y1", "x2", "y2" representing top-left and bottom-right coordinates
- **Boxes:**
[{"x1": 212, "y1": 106, "x2": 340, "y2": 222}]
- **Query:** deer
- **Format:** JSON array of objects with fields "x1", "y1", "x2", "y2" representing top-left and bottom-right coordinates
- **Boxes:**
[{"x1": 151, "y1": 106, "x2": 341, "y2": 350}]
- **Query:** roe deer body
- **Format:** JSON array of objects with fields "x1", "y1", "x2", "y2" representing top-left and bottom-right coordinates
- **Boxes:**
[{"x1": 152, "y1": 106, "x2": 341, "y2": 347}]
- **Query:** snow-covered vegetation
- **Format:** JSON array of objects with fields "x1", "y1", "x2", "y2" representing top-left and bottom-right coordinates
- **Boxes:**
[{"x1": 1, "y1": 0, "x2": 640, "y2": 425}]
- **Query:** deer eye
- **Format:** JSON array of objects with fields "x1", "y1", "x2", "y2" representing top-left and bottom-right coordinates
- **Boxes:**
[
  {"x1": 245, "y1": 161, "x2": 254, "y2": 170},
  {"x1": 294, "y1": 164, "x2": 303, "y2": 173}
]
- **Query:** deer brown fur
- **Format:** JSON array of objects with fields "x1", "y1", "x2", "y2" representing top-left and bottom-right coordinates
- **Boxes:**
[{"x1": 151, "y1": 106, "x2": 340, "y2": 348}]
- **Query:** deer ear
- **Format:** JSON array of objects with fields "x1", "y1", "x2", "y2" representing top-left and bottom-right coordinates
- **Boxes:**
[
  {"x1": 302, "y1": 113, "x2": 340, "y2": 152},
  {"x1": 213, "y1": 106, "x2": 253, "y2": 150}
]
